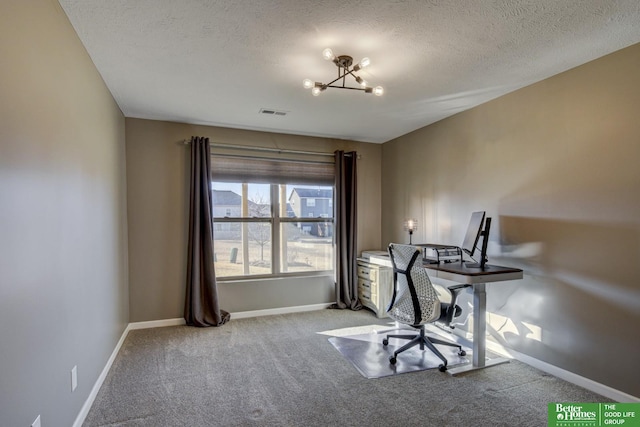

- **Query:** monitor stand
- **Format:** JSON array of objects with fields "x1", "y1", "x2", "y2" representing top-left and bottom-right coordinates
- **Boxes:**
[{"x1": 464, "y1": 217, "x2": 491, "y2": 270}]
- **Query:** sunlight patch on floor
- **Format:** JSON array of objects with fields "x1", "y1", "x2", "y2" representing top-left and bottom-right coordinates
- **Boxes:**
[{"x1": 317, "y1": 323, "x2": 395, "y2": 337}]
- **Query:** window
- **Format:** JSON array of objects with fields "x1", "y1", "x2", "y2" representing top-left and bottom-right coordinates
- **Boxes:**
[
  {"x1": 306, "y1": 198, "x2": 316, "y2": 207},
  {"x1": 209, "y1": 152, "x2": 335, "y2": 280},
  {"x1": 211, "y1": 182, "x2": 334, "y2": 279}
]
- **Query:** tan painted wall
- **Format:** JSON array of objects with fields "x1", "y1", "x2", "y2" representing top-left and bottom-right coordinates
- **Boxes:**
[
  {"x1": 125, "y1": 118, "x2": 382, "y2": 321},
  {"x1": 0, "y1": 1, "x2": 128, "y2": 425},
  {"x1": 381, "y1": 43, "x2": 640, "y2": 397}
]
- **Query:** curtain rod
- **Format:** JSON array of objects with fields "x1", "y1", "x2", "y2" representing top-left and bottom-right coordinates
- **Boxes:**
[
  {"x1": 210, "y1": 152, "x2": 334, "y2": 165},
  {"x1": 181, "y1": 140, "x2": 354, "y2": 158}
]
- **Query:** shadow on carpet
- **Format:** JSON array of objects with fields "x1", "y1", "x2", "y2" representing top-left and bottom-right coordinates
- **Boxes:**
[{"x1": 327, "y1": 326, "x2": 468, "y2": 379}]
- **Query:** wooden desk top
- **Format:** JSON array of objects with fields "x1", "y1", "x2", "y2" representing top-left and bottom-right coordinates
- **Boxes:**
[{"x1": 423, "y1": 261, "x2": 523, "y2": 284}]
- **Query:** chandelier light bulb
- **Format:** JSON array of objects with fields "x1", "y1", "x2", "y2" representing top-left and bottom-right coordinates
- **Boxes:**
[
  {"x1": 358, "y1": 57, "x2": 371, "y2": 68},
  {"x1": 373, "y1": 86, "x2": 384, "y2": 96},
  {"x1": 303, "y1": 79, "x2": 314, "y2": 89},
  {"x1": 311, "y1": 86, "x2": 322, "y2": 96},
  {"x1": 322, "y1": 48, "x2": 335, "y2": 61},
  {"x1": 353, "y1": 57, "x2": 371, "y2": 72}
]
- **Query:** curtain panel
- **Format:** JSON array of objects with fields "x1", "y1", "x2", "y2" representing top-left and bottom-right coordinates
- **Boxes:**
[
  {"x1": 184, "y1": 136, "x2": 230, "y2": 327},
  {"x1": 331, "y1": 150, "x2": 362, "y2": 310}
]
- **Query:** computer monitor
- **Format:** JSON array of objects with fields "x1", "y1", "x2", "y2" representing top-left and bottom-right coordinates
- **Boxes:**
[{"x1": 461, "y1": 211, "x2": 486, "y2": 257}]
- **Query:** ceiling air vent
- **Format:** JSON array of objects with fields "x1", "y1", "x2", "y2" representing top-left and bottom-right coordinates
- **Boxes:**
[{"x1": 260, "y1": 108, "x2": 288, "y2": 116}]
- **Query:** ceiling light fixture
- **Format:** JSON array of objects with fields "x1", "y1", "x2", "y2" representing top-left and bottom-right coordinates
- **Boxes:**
[{"x1": 303, "y1": 48, "x2": 383, "y2": 96}]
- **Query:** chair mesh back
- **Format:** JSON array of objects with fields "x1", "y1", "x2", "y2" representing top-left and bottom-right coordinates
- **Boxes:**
[{"x1": 387, "y1": 244, "x2": 441, "y2": 326}]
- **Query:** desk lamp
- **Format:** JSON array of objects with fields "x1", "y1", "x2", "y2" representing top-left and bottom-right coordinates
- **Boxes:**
[{"x1": 404, "y1": 219, "x2": 417, "y2": 244}]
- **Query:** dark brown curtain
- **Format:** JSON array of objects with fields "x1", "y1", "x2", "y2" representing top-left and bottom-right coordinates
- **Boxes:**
[
  {"x1": 184, "y1": 136, "x2": 230, "y2": 327},
  {"x1": 331, "y1": 151, "x2": 362, "y2": 310}
]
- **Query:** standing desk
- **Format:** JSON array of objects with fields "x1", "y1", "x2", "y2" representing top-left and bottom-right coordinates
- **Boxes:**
[{"x1": 423, "y1": 261, "x2": 523, "y2": 375}]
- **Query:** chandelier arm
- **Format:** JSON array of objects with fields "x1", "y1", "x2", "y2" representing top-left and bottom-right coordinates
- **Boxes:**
[
  {"x1": 342, "y1": 67, "x2": 348, "y2": 87},
  {"x1": 325, "y1": 85, "x2": 368, "y2": 91},
  {"x1": 343, "y1": 68, "x2": 362, "y2": 82},
  {"x1": 324, "y1": 71, "x2": 350, "y2": 88}
]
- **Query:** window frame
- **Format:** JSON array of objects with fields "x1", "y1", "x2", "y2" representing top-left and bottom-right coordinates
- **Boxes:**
[{"x1": 212, "y1": 182, "x2": 335, "y2": 281}]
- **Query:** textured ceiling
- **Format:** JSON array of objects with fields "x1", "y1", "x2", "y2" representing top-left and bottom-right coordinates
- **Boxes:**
[{"x1": 58, "y1": 0, "x2": 640, "y2": 143}]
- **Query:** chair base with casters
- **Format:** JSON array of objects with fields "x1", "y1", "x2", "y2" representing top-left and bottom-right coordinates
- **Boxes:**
[{"x1": 383, "y1": 325, "x2": 466, "y2": 372}]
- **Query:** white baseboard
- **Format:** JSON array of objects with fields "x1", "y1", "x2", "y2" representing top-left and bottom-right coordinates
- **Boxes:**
[
  {"x1": 231, "y1": 303, "x2": 332, "y2": 319},
  {"x1": 442, "y1": 327, "x2": 639, "y2": 403},
  {"x1": 486, "y1": 341, "x2": 639, "y2": 403},
  {"x1": 72, "y1": 323, "x2": 132, "y2": 427},
  {"x1": 128, "y1": 317, "x2": 186, "y2": 330},
  {"x1": 125, "y1": 303, "x2": 333, "y2": 328}
]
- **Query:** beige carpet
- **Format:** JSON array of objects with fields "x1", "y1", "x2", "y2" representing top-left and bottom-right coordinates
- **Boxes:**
[{"x1": 83, "y1": 309, "x2": 611, "y2": 427}]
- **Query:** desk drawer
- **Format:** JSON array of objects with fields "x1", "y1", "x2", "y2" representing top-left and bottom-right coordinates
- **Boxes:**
[
  {"x1": 358, "y1": 278, "x2": 371, "y2": 300},
  {"x1": 356, "y1": 257, "x2": 392, "y2": 318},
  {"x1": 357, "y1": 264, "x2": 378, "y2": 282}
]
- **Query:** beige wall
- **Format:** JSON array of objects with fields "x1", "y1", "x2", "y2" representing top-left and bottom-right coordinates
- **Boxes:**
[
  {"x1": 125, "y1": 118, "x2": 382, "y2": 321},
  {"x1": 382, "y1": 43, "x2": 640, "y2": 397},
  {"x1": 0, "y1": 1, "x2": 128, "y2": 426}
]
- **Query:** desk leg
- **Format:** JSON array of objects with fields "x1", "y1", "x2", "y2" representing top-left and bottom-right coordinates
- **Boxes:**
[
  {"x1": 472, "y1": 283, "x2": 486, "y2": 367},
  {"x1": 447, "y1": 282, "x2": 510, "y2": 376}
]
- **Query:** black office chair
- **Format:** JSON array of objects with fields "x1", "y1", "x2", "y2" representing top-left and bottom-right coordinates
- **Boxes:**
[{"x1": 383, "y1": 243, "x2": 466, "y2": 372}]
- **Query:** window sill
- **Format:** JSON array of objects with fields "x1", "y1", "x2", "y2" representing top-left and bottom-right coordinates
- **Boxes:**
[{"x1": 217, "y1": 271, "x2": 334, "y2": 283}]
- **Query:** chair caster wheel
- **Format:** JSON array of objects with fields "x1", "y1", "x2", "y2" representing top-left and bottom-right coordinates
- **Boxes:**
[
  {"x1": 439, "y1": 364, "x2": 447, "y2": 372},
  {"x1": 389, "y1": 356, "x2": 397, "y2": 365},
  {"x1": 458, "y1": 350, "x2": 466, "y2": 356},
  {"x1": 382, "y1": 338, "x2": 389, "y2": 346}
]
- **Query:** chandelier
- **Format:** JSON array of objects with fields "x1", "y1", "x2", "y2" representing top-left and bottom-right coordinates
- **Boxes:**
[{"x1": 303, "y1": 48, "x2": 384, "y2": 96}]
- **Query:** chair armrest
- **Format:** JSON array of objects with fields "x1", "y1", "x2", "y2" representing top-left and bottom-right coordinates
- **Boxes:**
[
  {"x1": 447, "y1": 284, "x2": 471, "y2": 301},
  {"x1": 443, "y1": 284, "x2": 471, "y2": 327}
]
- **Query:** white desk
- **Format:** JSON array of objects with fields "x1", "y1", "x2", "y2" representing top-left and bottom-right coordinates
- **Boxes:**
[{"x1": 424, "y1": 261, "x2": 523, "y2": 375}]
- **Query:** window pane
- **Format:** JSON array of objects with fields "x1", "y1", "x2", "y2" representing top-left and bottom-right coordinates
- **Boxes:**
[
  {"x1": 280, "y1": 223, "x2": 333, "y2": 273},
  {"x1": 212, "y1": 182, "x2": 242, "y2": 217},
  {"x1": 212, "y1": 182, "x2": 270, "y2": 218},
  {"x1": 282, "y1": 185, "x2": 333, "y2": 219},
  {"x1": 213, "y1": 222, "x2": 272, "y2": 277},
  {"x1": 247, "y1": 183, "x2": 271, "y2": 217}
]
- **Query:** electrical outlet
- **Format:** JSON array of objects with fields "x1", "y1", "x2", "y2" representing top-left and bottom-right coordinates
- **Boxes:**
[
  {"x1": 31, "y1": 415, "x2": 41, "y2": 427},
  {"x1": 71, "y1": 366, "x2": 78, "y2": 392}
]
